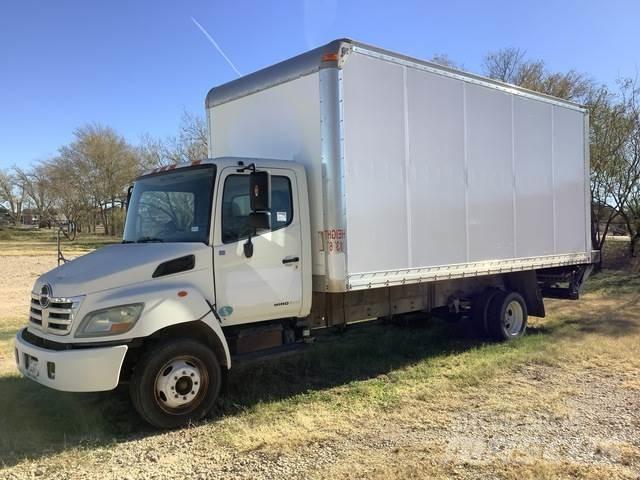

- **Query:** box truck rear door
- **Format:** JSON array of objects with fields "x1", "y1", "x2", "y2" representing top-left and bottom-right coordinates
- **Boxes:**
[{"x1": 213, "y1": 167, "x2": 303, "y2": 325}]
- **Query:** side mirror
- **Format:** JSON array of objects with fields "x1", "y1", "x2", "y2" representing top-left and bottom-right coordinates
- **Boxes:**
[
  {"x1": 249, "y1": 171, "x2": 270, "y2": 211},
  {"x1": 125, "y1": 185, "x2": 133, "y2": 210},
  {"x1": 244, "y1": 170, "x2": 270, "y2": 259}
]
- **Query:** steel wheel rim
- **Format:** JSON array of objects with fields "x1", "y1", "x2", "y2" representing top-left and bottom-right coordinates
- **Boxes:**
[
  {"x1": 154, "y1": 355, "x2": 209, "y2": 415},
  {"x1": 503, "y1": 300, "x2": 524, "y2": 336}
]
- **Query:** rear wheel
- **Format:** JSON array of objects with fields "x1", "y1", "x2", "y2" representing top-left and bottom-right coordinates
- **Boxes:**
[
  {"x1": 130, "y1": 338, "x2": 221, "y2": 429},
  {"x1": 486, "y1": 291, "x2": 528, "y2": 341}
]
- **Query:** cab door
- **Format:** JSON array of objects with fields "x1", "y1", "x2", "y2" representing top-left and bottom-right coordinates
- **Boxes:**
[{"x1": 212, "y1": 166, "x2": 303, "y2": 325}]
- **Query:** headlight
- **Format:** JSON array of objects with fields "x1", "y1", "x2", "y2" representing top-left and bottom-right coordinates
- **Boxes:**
[{"x1": 76, "y1": 304, "x2": 144, "y2": 338}]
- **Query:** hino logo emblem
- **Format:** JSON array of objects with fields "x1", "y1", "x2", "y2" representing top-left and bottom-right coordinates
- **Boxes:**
[{"x1": 39, "y1": 284, "x2": 52, "y2": 309}]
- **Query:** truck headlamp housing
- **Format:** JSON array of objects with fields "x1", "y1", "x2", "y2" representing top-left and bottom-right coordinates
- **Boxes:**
[{"x1": 76, "y1": 304, "x2": 144, "y2": 338}]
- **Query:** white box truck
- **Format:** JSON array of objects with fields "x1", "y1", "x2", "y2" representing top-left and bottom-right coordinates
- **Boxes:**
[{"x1": 14, "y1": 39, "x2": 595, "y2": 428}]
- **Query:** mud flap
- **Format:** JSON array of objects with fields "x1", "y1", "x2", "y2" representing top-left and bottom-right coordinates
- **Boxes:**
[{"x1": 504, "y1": 270, "x2": 546, "y2": 318}]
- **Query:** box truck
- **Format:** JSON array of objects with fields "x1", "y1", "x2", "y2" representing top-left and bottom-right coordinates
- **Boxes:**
[{"x1": 14, "y1": 39, "x2": 595, "y2": 428}]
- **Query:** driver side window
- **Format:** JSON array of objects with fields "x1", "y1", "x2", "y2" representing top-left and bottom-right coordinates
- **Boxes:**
[{"x1": 221, "y1": 174, "x2": 293, "y2": 244}]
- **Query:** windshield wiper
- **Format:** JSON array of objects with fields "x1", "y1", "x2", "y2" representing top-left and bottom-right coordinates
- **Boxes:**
[{"x1": 135, "y1": 237, "x2": 164, "y2": 243}]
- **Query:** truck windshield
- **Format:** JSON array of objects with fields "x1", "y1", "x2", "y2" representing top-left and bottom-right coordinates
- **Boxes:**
[{"x1": 123, "y1": 165, "x2": 216, "y2": 244}]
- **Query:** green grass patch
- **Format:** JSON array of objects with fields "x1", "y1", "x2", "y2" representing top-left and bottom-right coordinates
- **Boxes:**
[{"x1": 583, "y1": 269, "x2": 640, "y2": 295}]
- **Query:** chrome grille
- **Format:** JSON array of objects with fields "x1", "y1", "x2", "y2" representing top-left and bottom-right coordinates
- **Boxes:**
[{"x1": 29, "y1": 292, "x2": 77, "y2": 335}]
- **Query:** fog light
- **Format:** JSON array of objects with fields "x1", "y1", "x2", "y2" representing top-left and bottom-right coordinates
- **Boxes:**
[{"x1": 47, "y1": 361, "x2": 56, "y2": 380}]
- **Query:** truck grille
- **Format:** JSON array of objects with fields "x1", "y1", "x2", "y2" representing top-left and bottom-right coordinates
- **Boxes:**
[{"x1": 29, "y1": 292, "x2": 78, "y2": 335}]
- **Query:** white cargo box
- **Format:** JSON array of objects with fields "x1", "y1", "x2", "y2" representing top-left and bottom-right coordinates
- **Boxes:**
[{"x1": 206, "y1": 39, "x2": 591, "y2": 293}]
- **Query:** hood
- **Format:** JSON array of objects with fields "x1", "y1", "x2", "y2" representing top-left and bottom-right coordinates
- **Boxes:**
[{"x1": 36, "y1": 243, "x2": 211, "y2": 298}]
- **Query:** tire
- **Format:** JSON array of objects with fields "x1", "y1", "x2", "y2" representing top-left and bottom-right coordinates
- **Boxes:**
[
  {"x1": 486, "y1": 291, "x2": 528, "y2": 341},
  {"x1": 471, "y1": 288, "x2": 501, "y2": 338},
  {"x1": 130, "y1": 338, "x2": 221, "y2": 429}
]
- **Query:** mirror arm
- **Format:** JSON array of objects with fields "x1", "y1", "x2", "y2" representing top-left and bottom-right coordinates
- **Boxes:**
[
  {"x1": 243, "y1": 231, "x2": 255, "y2": 258},
  {"x1": 236, "y1": 161, "x2": 256, "y2": 173}
]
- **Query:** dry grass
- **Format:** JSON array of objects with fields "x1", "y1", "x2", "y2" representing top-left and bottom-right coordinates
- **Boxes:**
[{"x1": 0, "y1": 226, "x2": 117, "y2": 256}]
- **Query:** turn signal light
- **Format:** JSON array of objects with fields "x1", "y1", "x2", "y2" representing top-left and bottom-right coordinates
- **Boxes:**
[{"x1": 109, "y1": 323, "x2": 133, "y2": 334}]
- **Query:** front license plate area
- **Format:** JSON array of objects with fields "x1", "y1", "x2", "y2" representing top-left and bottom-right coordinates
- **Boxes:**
[{"x1": 24, "y1": 354, "x2": 39, "y2": 378}]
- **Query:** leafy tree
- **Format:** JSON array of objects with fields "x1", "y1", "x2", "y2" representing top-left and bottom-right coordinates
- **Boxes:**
[{"x1": 482, "y1": 47, "x2": 592, "y2": 101}]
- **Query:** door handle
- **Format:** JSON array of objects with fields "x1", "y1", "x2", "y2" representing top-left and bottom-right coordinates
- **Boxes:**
[{"x1": 282, "y1": 256, "x2": 300, "y2": 264}]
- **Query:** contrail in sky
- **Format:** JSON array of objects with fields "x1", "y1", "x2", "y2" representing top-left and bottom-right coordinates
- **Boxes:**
[{"x1": 191, "y1": 17, "x2": 242, "y2": 77}]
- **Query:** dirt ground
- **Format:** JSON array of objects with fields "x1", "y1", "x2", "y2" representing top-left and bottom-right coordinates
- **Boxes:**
[
  {"x1": 0, "y1": 251, "x2": 639, "y2": 479},
  {"x1": 0, "y1": 255, "x2": 58, "y2": 320}
]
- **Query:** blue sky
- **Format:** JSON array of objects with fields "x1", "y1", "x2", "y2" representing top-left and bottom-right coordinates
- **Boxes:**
[{"x1": 1, "y1": 0, "x2": 638, "y2": 169}]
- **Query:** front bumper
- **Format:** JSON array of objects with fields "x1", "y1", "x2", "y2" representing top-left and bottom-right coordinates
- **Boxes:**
[{"x1": 14, "y1": 328, "x2": 128, "y2": 392}]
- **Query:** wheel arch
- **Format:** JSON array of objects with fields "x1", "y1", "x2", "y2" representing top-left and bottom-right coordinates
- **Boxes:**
[
  {"x1": 120, "y1": 316, "x2": 230, "y2": 385},
  {"x1": 147, "y1": 319, "x2": 230, "y2": 369}
]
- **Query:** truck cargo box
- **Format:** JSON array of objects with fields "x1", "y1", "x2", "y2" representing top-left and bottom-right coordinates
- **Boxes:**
[{"x1": 206, "y1": 39, "x2": 591, "y2": 293}]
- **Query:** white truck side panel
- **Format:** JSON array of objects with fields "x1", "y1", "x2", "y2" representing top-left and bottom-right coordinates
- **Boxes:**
[
  {"x1": 513, "y1": 97, "x2": 555, "y2": 257},
  {"x1": 342, "y1": 54, "x2": 409, "y2": 273},
  {"x1": 210, "y1": 73, "x2": 326, "y2": 275},
  {"x1": 341, "y1": 49, "x2": 589, "y2": 279},
  {"x1": 406, "y1": 68, "x2": 467, "y2": 268},
  {"x1": 554, "y1": 106, "x2": 588, "y2": 254},
  {"x1": 466, "y1": 83, "x2": 515, "y2": 261}
]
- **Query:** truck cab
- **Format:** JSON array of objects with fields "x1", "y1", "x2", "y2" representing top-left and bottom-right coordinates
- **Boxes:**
[{"x1": 15, "y1": 158, "x2": 313, "y2": 428}]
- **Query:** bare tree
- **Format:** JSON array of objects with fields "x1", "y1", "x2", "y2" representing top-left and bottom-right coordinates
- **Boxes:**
[
  {"x1": 45, "y1": 156, "x2": 93, "y2": 231},
  {"x1": 0, "y1": 169, "x2": 24, "y2": 224},
  {"x1": 613, "y1": 79, "x2": 640, "y2": 256},
  {"x1": 58, "y1": 124, "x2": 141, "y2": 236},
  {"x1": 430, "y1": 54, "x2": 460, "y2": 69},
  {"x1": 586, "y1": 85, "x2": 635, "y2": 257},
  {"x1": 139, "y1": 111, "x2": 208, "y2": 168},
  {"x1": 482, "y1": 47, "x2": 527, "y2": 83},
  {"x1": 13, "y1": 163, "x2": 54, "y2": 227}
]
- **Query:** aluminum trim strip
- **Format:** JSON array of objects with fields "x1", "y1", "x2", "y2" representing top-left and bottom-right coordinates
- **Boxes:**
[{"x1": 346, "y1": 253, "x2": 592, "y2": 290}]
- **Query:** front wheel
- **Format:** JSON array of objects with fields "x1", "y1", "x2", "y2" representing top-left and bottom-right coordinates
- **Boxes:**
[{"x1": 130, "y1": 338, "x2": 221, "y2": 429}]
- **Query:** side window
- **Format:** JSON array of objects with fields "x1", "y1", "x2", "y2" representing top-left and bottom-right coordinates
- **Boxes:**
[
  {"x1": 221, "y1": 174, "x2": 293, "y2": 244},
  {"x1": 271, "y1": 176, "x2": 293, "y2": 230}
]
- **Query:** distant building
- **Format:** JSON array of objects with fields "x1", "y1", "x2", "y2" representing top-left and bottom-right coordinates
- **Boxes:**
[
  {"x1": 0, "y1": 205, "x2": 11, "y2": 225},
  {"x1": 19, "y1": 208, "x2": 39, "y2": 226}
]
